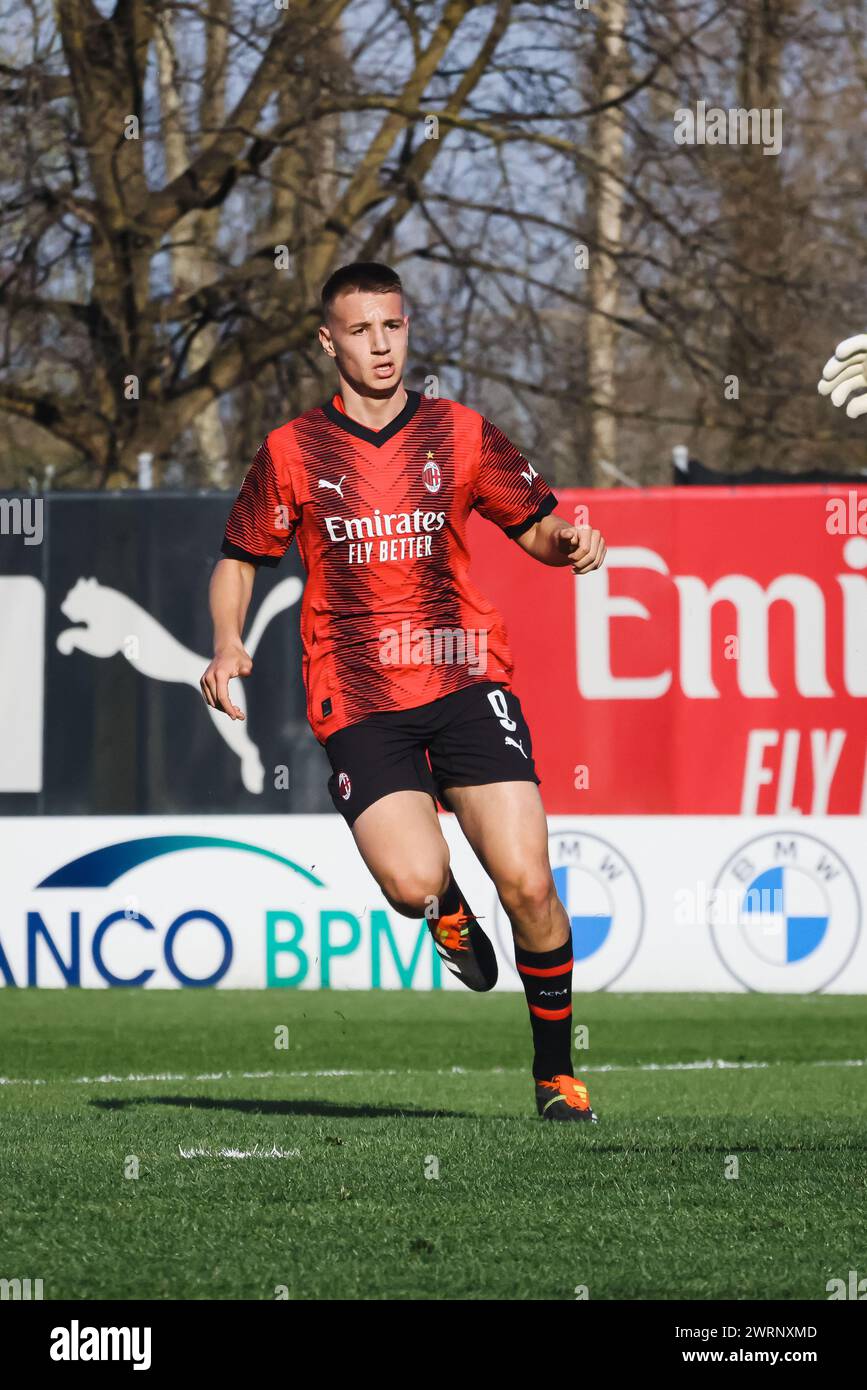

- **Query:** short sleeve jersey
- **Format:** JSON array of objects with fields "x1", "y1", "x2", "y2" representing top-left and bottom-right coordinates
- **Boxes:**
[{"x1": 221, "y1": 390, "x2": 557, "y2": 742}]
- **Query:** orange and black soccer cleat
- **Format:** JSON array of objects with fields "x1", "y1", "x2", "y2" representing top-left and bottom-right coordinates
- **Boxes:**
[
  {"x1": 428, "y1": 908, "x2": 498, "y2": 992},
  {"x1": 535, "y1": 1074, "x2": 598, "y2": 1123}
]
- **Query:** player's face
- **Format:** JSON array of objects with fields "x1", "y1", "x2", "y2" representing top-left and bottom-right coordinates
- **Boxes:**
[{"x1": 319, "y1": 290, "x2": 408, "y2": 394}]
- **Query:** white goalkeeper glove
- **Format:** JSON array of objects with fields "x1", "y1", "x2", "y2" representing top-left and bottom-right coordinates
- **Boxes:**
[{"x1": 818, "y1": 333, "x2": 867, "y2": 419}]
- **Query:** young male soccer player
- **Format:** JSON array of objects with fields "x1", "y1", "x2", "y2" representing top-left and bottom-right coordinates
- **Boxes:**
[{"x1": 201, "y1": 262, "x2": 607, "y2": 1122}]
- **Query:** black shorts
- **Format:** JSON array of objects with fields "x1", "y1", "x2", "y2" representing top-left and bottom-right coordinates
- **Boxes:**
[{"x1": 324, "y1": 681, "x2": 540, "y2": 826}]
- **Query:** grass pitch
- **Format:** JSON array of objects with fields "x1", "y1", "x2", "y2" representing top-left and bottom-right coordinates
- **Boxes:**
[{"x1": 1, "y1": 989, "x2": 865, "y2": 1300}]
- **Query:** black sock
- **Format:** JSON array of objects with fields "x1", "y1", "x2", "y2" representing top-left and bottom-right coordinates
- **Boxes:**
[
  {"x1": 432, "y1": 872, "x2": 466, "y2": 922},
  {"x1": 514, "y1": 938, "x2": 574, "y2": 1081},
  {"x1": 425, "y1": 872, "x2": 472, "y2": 940}
]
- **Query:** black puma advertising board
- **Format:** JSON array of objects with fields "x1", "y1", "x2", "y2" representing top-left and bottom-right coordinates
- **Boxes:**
[{"x1": 0, "y1": 492, "x2": 331, "y2": 814}]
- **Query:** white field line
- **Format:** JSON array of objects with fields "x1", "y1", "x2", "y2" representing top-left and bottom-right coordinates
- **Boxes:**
[
  {"x1": 178, "y1": 1145, "x2": 301, "y2": 1160},
  {"x1": 0, "y1": 1058, "x2": 866, "y2": 1088}
]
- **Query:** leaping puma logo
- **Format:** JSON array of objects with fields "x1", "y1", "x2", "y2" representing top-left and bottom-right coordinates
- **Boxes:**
[
  {"x1": 56, "y1": 576, "x2": 303, "y2": 794},
  {"x1": 504, "y1": 736, "x2": 527, "y2": 758},
  {"x1": 318, "y1": 475, "x2": 347, "y2": 499}
]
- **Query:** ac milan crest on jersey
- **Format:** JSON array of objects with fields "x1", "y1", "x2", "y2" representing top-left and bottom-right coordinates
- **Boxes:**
[
  {"x1": 338, "y1": 771, "x2": 352, "y2": 800},
  {"x1": 423, "y1": 453, "x2": 442, "y2": 493}
]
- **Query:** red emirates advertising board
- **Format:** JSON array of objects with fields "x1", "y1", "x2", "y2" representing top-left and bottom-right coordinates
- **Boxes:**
[{"x1": 468, "y1": 485, "x2": 867, "y2": 816}]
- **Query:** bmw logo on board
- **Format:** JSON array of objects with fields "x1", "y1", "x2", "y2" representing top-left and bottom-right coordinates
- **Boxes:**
[{"x1": 709, "y1": 831, "x2": 861, "y2": 992}]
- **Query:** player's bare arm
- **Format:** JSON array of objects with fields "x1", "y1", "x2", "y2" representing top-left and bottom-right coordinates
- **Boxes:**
[
  {"x1": 200, "y1": 557, "x2": 256, "y2": 720},
  {"x1": 515, "y1": 513, "x2": 607, "y2": 574}
]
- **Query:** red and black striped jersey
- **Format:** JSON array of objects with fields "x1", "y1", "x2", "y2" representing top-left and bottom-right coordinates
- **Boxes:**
[{"x1": 221, "y1": 390, "x2": 556, "y2": 741}]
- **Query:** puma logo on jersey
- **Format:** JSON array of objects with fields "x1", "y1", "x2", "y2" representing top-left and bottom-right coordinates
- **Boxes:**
[
  {"x1": 520, "y1": 463, "x2": 539, "y2": 487},
  {"x1": 318, "y1": 475, "x2": 347, "y2": 499},
  {"x1": 505, "y1": 736, "x2": 527, "y2": 758}
]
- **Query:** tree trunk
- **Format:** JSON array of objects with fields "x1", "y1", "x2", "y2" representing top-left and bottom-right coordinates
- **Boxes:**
[
  {"x1": 586, "y1": 0, "x2": 629, "y2": 486},
  {"x1": 156, "y1": 3, "x2": 230, "y2": 486},
  {"x1": 723, "y1": 0, "x2": 797, "y2": 472}
]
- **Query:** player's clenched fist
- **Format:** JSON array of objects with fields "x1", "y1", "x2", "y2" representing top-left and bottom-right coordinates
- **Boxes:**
[
  {"x1": 818, "y1": 333, "x2": 867, "y2": 419},
  {"x1": 200, "y1": 643, "x2": 253, "y2": 720},
  {"x1": 556, "y1": 525, "x2": 606, "y2": 575}
]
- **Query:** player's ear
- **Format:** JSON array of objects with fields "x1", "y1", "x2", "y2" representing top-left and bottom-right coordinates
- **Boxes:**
[{"x1": 318, "y1": 324, "x2": 335, "y2": 357}]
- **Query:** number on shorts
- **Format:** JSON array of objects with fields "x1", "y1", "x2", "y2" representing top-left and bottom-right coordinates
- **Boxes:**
[{"x1": 487, "y1": 689, "x2": 517, "y2": 732}]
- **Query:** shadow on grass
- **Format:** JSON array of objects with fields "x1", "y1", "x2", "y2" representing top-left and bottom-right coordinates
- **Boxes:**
[
  {"x1": 577, "y1": 1140, "x2": 867, "y2": 1154},
  {"x1": 91, "y1": 1095, "x2": 473, "y2": 1120},
  {"x1": 88, "y1": 1099, "x2": 867, "y2": 1147}
]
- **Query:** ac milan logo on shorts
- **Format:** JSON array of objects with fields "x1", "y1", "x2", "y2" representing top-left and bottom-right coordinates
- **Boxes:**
[
  {"x1": 423, "y1": 456, "x2": 441, "y2": 493},
  {"x1": 338, "y1": 771, "x2": 351, "y2": 800}
]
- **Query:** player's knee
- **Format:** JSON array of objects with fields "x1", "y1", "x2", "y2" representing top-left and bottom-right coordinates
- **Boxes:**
[
  {"x1": 498, "y1": 869, "x2": 557, "y2": 924},
  {"x1": 381, "y1": 856, "x2": 450, "y2": 919}
]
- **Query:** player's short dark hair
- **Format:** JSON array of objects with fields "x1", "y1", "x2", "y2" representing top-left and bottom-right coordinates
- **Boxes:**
[{"x1": 320, "y1": 262, "x2": 403, "y2": 319}]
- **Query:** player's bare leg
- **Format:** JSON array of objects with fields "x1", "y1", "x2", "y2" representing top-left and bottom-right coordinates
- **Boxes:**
[
  {"x1": 446, "y1": 780, "x2": 596, "y2": 1122},
  {"x1": 446, "y1": 780, "x2": 567, "y2": 952},
  {"x1": 351, "y1": 790, "x2": 498, "y2": 990}
]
